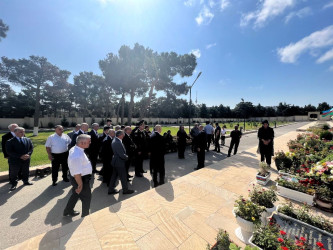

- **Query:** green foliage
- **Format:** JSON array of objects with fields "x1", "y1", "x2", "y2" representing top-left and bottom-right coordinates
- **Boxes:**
[
  {"x1": 61, "y1": 117, "x2": 69, "y2": 127},
  {"x1": 23, "y1": 123, "x2": 30, "y2": 129},
  {"x1": 0, "y1": 19, "x2": 9, "y2": 41},
  {"x1": 249, "y1": 185, "x2": 278, "y2": 208},
  {"x1": 47, "y1": 122, "x2": 54, "y2": 128},
  {"x1": 234, "y1": 196, "x2": 266, "y2": 225},
  {"x1": 315, "y1": 185, "x2": 333, "y2": 202},
  {"x1": 70, "y1": 121, "x2": 76, "y2": 127},
  {"x1": 320, "y1": 130, "x2": 333, "y2": 140},
  {"x1": 278, "y1": 203, "x2": 333, "y2": 233}
]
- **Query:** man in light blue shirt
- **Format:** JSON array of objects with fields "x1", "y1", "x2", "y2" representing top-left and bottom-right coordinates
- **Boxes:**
[{"x1": 204, "y1": 121, "x2": 214, "y2": 151}]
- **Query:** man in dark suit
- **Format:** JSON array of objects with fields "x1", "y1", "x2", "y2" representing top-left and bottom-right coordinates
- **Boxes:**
[
  {"x1": 70, "y1": 123, "x2": 89, "y2": 149},
  {"x1": 101, "y1": 129, "x2": 115, "y2": 184},
  {"x1": 214, "y1": 123, "x2": 221, "y2": 152},
  {"x1": 123, "y1": 126, "x2": 135, "y2": 180},
  {"x1": 108, "y1": 131, "x2": 134, "y2": 195},
  {"x1": 194, "y1": 125, "x2": 207, "y2": 170},
  {"x1": 6, "y1": 127, "x2": 34, "y2": 191},
  {"x1": 227, "y1": 125, "x2": 242, "y2": 157},
  {"x1": 2, "y1": 123, "x2": 18, "y2": 177},
  {"x1": 67, "y1": 124, "x2": 81, "y2": 140},
  {"x1": 87, "y1": 123, "x2": 100, "y2": 173},
  {"x1": 98, "y1": 126, "x2": 110, "y2": 176},
  {"x1": 131, "y1": 120, "x2": 147, "y2": 177},
  {"x1": 150, "y1": 125, "x2": 166, "y2": 187}
]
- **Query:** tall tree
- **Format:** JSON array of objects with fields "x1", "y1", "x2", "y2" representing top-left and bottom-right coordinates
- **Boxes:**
[
  {"x1": 141, "y1": 50, "x2": 197, "y2": 118},
  {"x1": 0, "y1": 19, "x2": 9, "y2": 42},
  {"x1": 317, "y1": 102, "x2": 331, "y2": 112},
  {"x1": 1, "y1": 56, "x2": 69, "y2": 135}
]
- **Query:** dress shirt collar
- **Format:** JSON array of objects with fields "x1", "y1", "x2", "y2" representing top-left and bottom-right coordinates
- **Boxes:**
[
  {"x1": 11, "y1": 132, "x2": 16, "y2": 137},
  {"x1": 79, "y1": 129, "x2": 84, "y2": 134},
  {"x1": 16, "y1": 136, "x2": 22, "y2": 141},
  {"x1": 75, "y1": 145, "x2": 85, "y2": 152},
  {"x1": 117, "y1": 137, "x2": 122, "y2": 143}
]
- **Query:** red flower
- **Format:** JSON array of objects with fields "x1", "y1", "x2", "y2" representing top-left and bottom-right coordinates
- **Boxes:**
[
  {"x1": 280, "y1": 230, "x2": 286, "y2": 235},
  {"x1": 316, "y1": 242, "x2": 324, "y2": 248},
  {"x1": 300, "y1": 237, "x2": 306, "y2": 241},
  {"x1": 281, "y1": 247, "x2": 289, "y2": 250},
  {"x1": 278, "y1": 238, "x2": 284, "y2": 243}
]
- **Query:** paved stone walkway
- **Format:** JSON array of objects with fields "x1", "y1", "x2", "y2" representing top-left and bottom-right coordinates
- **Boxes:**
[{"x1": 5, "y1": 121, "x2": 333, "y2": 250}]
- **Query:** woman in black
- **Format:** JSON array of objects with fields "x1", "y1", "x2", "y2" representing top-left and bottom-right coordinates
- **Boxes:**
[
  {"x1": 177, "y1": 125, "x2": 190, "y2": 159},
  {"x1": 257, "y1": 120, "x2": 274, "y2": 166}
]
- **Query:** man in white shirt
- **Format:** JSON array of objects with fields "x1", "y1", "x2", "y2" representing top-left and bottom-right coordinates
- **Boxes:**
[
  {"x1": 63, "y1": 134, "x2": 92, "y2": 217},
  {"x1": 204, "y1": 121, "x2": 214, "y2": 151},
  {"x1": 45, "y1": 125, "x2": 72, "y2": 186}
]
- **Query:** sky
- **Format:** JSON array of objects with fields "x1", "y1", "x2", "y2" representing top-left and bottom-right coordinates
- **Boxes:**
[{"x1": 0, "y1": 0, "x2": 333, "y2": 109}]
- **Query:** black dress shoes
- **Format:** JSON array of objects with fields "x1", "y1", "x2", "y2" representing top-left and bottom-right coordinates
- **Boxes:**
[
  {"x1": 10, "y1": 185, "x2": 17, "y2": 191},
  {"x1": 63, "y1": 210, "x2": 80, "y2": 217},
  {"x1": 141, "y1": 170, "x2": 147, "y2": 173},
  {"x1": 24, "y1": 182, "x2": 33, "y2": 185},
  {"x1": 123, "y1": 189, "x2": 134, "y2": 195},
  {"x1": 52, "y1": 181, "x2": 57, "y2": 186},
  {"x1": 127, "y1": 174, "x2": 133, "y2": 178},
  {"x1": 92, "y1": 169, "x2": 99, "y2": 174},
  {"x1": 108, "y1": 189, "x2": 120, "y2": 195},
  {"x1": 135, "y1": 173, "x2": 143, "y2": 177},
  {"x1": 63, "y1": 178, "x2": 69, "y2": 182}
]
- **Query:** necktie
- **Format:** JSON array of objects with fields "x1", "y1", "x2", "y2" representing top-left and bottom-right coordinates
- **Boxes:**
[{"x1": 19, "y1": 138, "x2": 23, "y2": 144}]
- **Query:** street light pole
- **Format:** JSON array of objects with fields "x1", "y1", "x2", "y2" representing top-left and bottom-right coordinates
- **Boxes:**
[{"x1": 188, "y1": 72, "x2": 202, "y2": 132}]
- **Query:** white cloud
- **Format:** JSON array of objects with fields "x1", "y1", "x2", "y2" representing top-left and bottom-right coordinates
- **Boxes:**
[
  {"x1": 323, "y1": 1, "x2": 333, "y2": 9},
  {"x1": 241, "y1": 0, "x2": 296, "y2": 28},
  {"x1": 195, "y1": 6, "x2": 214, "y2": 25},
  {"x1": 206, "y1": 43, "x2": 217, "y2": 49},
  {"x1": 190, "y1": 49, "x2": 201, "y2": 58},
  {"x1": 329, "y1": 65, "x2": 333, "y2": 71},
  {"x1": 284, "y1": 7, "x2": 312, "y2": 23},
  {"x1": 317, "y1": 48, "x2": 333, "y2": 63},
  {"x1": 184, "y1": 0, "x2": 196, "y2": 7},
  {"x1": 277, "y1": 25, "x2": 333, "y2": 63},
  {"x1": 220, "y1": 0, "x2": 230, "y2": 11}
]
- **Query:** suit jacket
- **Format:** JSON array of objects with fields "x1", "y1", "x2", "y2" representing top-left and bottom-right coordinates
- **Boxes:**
[
  {"x1": 196, "y1": 131, "x2": 207, "y2": 150},
  {"x1": 101, "y1": 136, "x2": 113, "y2": 162},
  {"x1": 6, "y1": 137, "x2": 33, "y2": 165},
  {"x1": 70, "y1": 130, "x2": 83, "y2": 148},
  {"x1": 123, "y1": 133, "x2": 135, "y2": 157},
  {"x1": 150, "y1": 132, "x2": 165, "y2": 161},
  {"x1": 111, "y1": 138, "x2": 128, "y2": 168},
  {"x1": 2, "y1": 132, "x2": 14, "y2": 158},
  {"x1": 88, "y1": 130, "x2": 100, "y2": 154},
  {"x1": 67, "y1": 130, "x2": 75, "y2": 140}
]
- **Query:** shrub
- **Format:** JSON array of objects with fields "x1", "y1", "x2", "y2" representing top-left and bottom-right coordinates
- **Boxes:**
[
  {"x1": 99, "y1": 119, "x2": 105, "y2": 126},
  {"x1": 23, "y1": 123, "x2": 30, "y2": 129},
  {"x1": 70, "y1": 122, "x2": 76, "y2": 127},
  {"x1": 48, "y1": 122, "x2": 55, "y2": 128},
  {"x1": 322, "y1": 124, "x2": 331, "y2": 130},
  {"x1": 234, "y1": 196, "x2": 265, "y2": 225},
  {"x1": 61, "y1": 117, "x2": 69, "y2": 127},
  {"x1": 320, "y1": 130, "x2": 333, "y2": 140},
  {"x1": 249, "y1": 185, "x2": 278, "y2": 208}
]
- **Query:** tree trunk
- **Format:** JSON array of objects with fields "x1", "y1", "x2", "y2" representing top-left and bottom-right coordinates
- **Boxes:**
[
  {"x1": 128, "y1": 88, "x2": 135, "y2": 125},
  {"x1": 116, "y1": 102, "x2": 120, "y2": 124},
  {"x1": 140, "y1": 79, "x2": 157, "y2": 119},
  {"x1": 33, "y1": 83, "x2": 41, "y2": 136},
  {"x1": 120, "y1": 92, "x2": 125, "y2": 124}
]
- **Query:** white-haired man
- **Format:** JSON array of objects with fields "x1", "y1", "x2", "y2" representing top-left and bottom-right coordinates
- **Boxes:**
[{"x1": 63, "y1": 134, "x2": 92, "y2": 217}]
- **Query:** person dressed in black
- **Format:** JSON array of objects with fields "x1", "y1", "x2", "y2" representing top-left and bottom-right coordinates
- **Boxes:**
[
  {"x1": 257, "y1": 120, "x2": 274, "y2": 166},
  {"x1": 164, "y1": 130, "x2": 176, "y2": 153},
  {"x1": 106, "y1": 118, "x2": 113, "y2": 129},
  {"x1": 101, "y1": 129, "x2": 115, "y2": 184},
  {"x1": 131, "y1": 120, "x2": 147, "y2": 177},
  {"x1": 177, "y1": 125, "x2": 189, "y2": 159},
  {"x1": 194, "y1": 125, "x2": 206, "y2": 170},
  {"x1": 87, "y1": 123, "x2": 100, "y2": 174},
  {"x1": 2, "y1": 123, "x2": 18, "y2": 178},
  {"x1": 6, "y1": 127, "x2": 34, "y2": 191},
  {"x1": 108, "y1": 130, "x2": 134, "y2": 195},
  {"x1": 150, "y1": 125, "x2": 166, "y2": 187},
  {"x1": 214, "y1": 123, "x2": 221, "y2": 152},
  {"x1": 227, "y1": 125, "x2": 242, "y2": 157},
  {"x1": 70, "y1": 123, "x2": 89, "y2": 148},
  {"x1": 190, "y1": 123, "x2": 199, "y2": 153},
  {"x1": 67, "y1": 124, "x2": 81, "y2": 140},
  {"x1": 143, "y1": 125, "x2": 151, "y2": 159},
  {"x1": 98, "y1": 125, "x2": 111, "y2": 176},
  {"x1": 123, "y1": 126, "x2": 135, "y2": 181}
]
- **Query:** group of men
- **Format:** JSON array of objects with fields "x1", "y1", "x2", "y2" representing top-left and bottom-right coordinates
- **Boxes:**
[{"x1": 1, "y1": 118, "x2": 274, "y2": 218}]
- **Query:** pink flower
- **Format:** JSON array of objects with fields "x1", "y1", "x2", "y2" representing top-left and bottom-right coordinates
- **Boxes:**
[
  {"x1": 316, "y1": 242, "x2": 324, "y2": 248},
  {"x1": 300, "y1": 237, "x2": 306, "y2": 241},
  {"x1": 277, "y1": 238, "x2": 284, "y2": 243},
  {"x1": 280, "y1": 230, "x2": 286, "y2": 235}
]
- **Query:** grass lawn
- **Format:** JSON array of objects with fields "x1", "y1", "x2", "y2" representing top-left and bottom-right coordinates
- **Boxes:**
[{"x1": 0, "y1": 121, "x2": 290, "y2": 171}]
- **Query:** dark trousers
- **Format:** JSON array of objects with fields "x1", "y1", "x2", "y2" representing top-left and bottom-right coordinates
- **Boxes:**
[
  {"x1": 51, "y1": 152, "x2": 69, "y2": 182},
  {"x1": 197, "y1": 148, "x2": 205, "y2": 169},
  {"x1": 102, "y1": 159, "x2": 112, "y2": 184},
  {"x1": 221, "y1": 136, "x2": 226, "y2": 146},
  {"x1": 108, "y1": 166, "x2": 128, "y2": 192},
  {"x1": 214, "y1": 137, "x2": 220, "y2": 152},
  {"x1": 64, "y1": 175, "x2": 91, "y2": 217},
  {"x1": 125, "y1": 156, "x2": 133, "y2": 176},
  {"x1": 9, "y1": 161, "x2": 30, "y2": 185},
  {"x1": 206, "y1": 134, "x2": 213, "y2": 150},
  {"x1": 260, "y1": 146, "x2": 272, "y2": 165},
  {"x1": 178, "y1": 144, "x2": 186, "y2": 158},
  {"x1": 135, "y1": 153, "x2": 144, "y2": 175},
  {"x1": 89, "y1": 151, "x2": 99, "y2": 172},
  {"x1": 228, "y1": 140, "x2": 240, "y2": 156},
  {"x1": 151, "y1": 157, "x2": 165, "y2": 186}
]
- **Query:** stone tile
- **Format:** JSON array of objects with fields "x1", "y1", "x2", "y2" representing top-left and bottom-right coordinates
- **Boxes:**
[
  {"x1": 182, "y1": 212, "x2": 217, "y2": 245},
  {"x1": 181, "y1": 174, "x2": 205, "y2": 185},
  {"x1": 90, "y1": 208, "x2": 123, "y2": 239},
  {"x1": 7, "y1": 231, "x2": 60, "y2": 250},
  {"x1": 160, "y1": 201, "x2": 188, "y2": 216},
  {"x1": 111, "y1": 199, "x2": 135, "y2": 212},
  {"x1": 155, "y1": 209, "x2": 193, "y2": 247},
  {"x1": 136, "y1": 228, "x2": 176, "y2": 250},
  {"x1": 99, "y1": 226, "x2": 139, "y2": 250},
  {"x1": 178, "y1": 233, "x2": 209, "y2": 250},
  {"x1": 175, "y1": 206, "x2": 195, "y2": 221},
  {"x1": 59, "y1": 216, "x2": 92, "y2": 238},
  {"x1": 149, "y1": 208, "x2": 173, "y2": 227},
  {"x1": 187, "y1": 198, "x2": 221, "y2": 218},
  {"x1": 116, "y1": 204, "x2": 156, "y2": 241}
]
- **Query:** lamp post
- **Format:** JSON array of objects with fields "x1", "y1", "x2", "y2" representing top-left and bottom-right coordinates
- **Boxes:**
[{"x1": 188, "y1": 72, "x2": 202, "y2": 132}]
